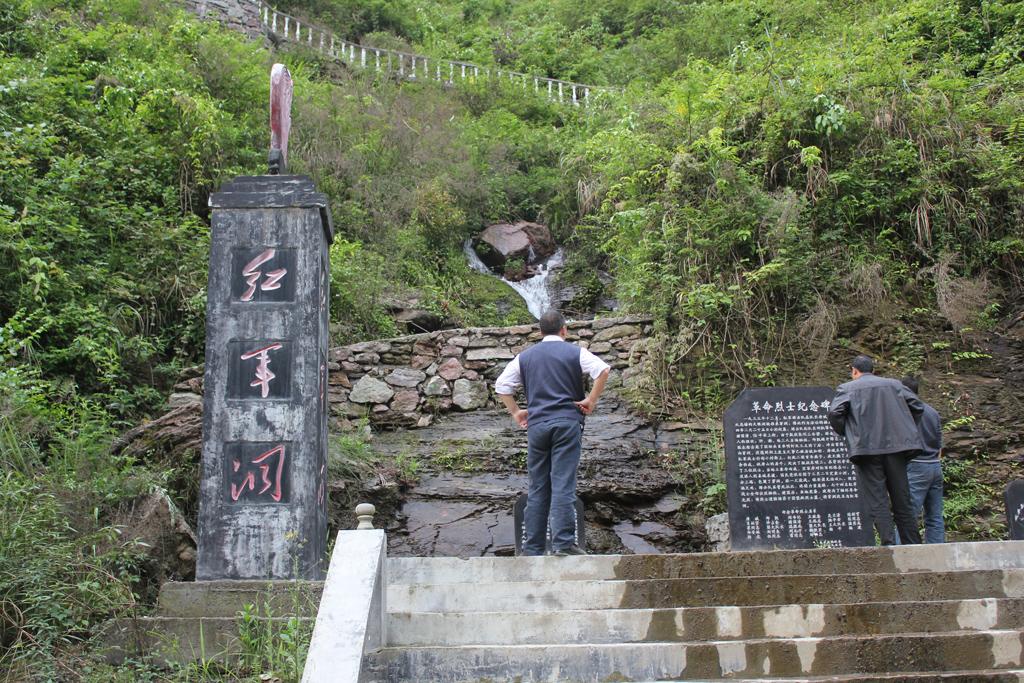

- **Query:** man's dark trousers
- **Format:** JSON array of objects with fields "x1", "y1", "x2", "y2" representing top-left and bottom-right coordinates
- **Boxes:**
[
  {"x1": 853, "y1": 450, "x2": 922, "y2": 545},
  {"x1": 523, "y1": 417, "x2": 582, "y2": 556}
]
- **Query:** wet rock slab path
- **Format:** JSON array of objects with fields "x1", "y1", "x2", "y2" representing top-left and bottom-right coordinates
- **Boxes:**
[{"x1": 367, "y1": 392, "x2": 716, "y2": 557}]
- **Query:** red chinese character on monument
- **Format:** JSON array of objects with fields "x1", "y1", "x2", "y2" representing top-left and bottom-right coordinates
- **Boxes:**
[
  {"x1": 240, "y1": 342, "x2": 284, "y2": 398},
  {"x1": 231, "y1": 445, "x2": 286, "y2": 502},
  {"x1": 240, "y1": 249, "x2": 288, "y2": 302}
]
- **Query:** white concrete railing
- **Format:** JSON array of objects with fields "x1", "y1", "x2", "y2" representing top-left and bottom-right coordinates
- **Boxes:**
[
  {"x1": 257, "y1": 1, "x2": 615, "y2": 107},
  {"x1": 302, "y1": 525, "x2": 387, "y2": 683}
]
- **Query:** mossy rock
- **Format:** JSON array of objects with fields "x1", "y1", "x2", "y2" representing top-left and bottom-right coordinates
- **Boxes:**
[{"x1": 449, "y1": 271, "x2": 533, "y2": 327}]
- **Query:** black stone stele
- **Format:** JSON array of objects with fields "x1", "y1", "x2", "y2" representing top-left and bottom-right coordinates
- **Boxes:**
[
  {"x1": 1005, "y1": 480, "x2": 1024, "y2": 540},
  {"x1": 513, "y1": 493, "x2": 585, "y2": 555},
  {"x1": 724, "y1": 387, "x2": 873, "y2": 550},
  {"x1": 196, "y1": 175, "x2": 333, "y2": 580}
]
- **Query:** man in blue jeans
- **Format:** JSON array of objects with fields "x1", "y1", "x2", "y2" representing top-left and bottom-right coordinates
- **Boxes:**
[
  {"x1": 901, "y1": 376, "x2": 945, "y2": 543},
  {"x1": 494, "y1": 309, "x2": 610, "y2": 556}
]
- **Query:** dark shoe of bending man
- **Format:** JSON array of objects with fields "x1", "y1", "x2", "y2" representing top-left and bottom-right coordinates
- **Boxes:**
[
  {"x1": 494, "y1": 309, "x2": 610, "y2": 556},
  {"x1": 827, "y1": 354, "x2": 925, "y2": 545}
]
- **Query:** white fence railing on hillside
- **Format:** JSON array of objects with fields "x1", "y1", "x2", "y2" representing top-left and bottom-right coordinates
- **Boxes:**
[{"x1": 257, "y1": 2, "x2": 615, "y2": 106}]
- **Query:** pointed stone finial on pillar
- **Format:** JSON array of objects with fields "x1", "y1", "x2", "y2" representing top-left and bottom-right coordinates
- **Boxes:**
[
  {"x1": 269, "y1": 63, "x2": 293, "y2": 175},
  {"x1": 355, "y1": 503, "x2": 376, "y2": 530}
]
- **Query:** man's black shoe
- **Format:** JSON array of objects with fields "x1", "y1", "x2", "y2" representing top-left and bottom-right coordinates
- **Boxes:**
[{"x1": 552, "y1": 545, "x2": 586, "y2": 556}]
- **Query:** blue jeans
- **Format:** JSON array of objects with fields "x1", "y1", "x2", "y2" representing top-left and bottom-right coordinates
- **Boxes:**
[
  {"x1": 523, "y1": 418, "x2": 583, "y2": 555},
  {"x1": 907, "y1": 460, "x2": 945, "y2": 543}
]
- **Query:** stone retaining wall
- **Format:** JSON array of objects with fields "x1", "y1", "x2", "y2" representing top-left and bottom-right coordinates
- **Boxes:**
[
  {"x1": 328, "y1": 316, "x2": 652, "y2": 428},
  {"x1": 168, "y1": 316, "x2": 653, "y2": 430},
  {"x1": 182, "y1": 0, "x2": 262, "y2": 37}
]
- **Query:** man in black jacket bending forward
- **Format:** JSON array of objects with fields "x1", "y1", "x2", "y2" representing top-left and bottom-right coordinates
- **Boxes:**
[{"x1": 828, "y1": 355, "x2": 924, "y2": 545}]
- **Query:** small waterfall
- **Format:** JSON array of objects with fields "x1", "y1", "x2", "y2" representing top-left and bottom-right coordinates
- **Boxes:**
[{"x1": 464, "y1": 240, "x2": 564, "y2": 319}]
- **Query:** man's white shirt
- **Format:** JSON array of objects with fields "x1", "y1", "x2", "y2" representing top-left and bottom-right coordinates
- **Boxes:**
[{"x1": 494, "y1": 335, "x2": 611, "y2": 395}]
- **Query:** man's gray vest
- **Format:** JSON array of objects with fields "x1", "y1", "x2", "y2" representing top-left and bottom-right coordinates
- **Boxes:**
[{"x1": 519, "y1": 340, "x2": 585, "y2": 426}]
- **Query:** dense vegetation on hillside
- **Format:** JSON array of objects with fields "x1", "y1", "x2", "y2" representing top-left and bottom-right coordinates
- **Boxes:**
[{"x1": 1, "y1": 0, "x2": 1022, "y2": 677}]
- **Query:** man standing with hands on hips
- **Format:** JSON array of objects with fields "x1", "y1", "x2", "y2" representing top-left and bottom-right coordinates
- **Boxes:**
[{"x1": 495, "y1": 310, "x2": 610, "y2": 556}]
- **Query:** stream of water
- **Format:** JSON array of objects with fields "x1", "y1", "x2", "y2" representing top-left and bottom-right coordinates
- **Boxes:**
[{"x1": 463, "y1": 239, "x2": 564, "y2": 319}]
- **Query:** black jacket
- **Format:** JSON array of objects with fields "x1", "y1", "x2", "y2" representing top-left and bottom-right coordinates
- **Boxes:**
[{"x1": 827, "y1": 373, "x2": 925, "y2": 458}]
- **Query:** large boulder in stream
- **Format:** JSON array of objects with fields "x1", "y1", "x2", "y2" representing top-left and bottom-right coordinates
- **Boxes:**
[{"x1": 473, "y1": 221, "x2": 556, "y2": 277}]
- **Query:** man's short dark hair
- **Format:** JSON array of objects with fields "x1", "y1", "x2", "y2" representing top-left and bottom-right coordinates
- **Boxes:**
[
  {"x1": 901, "y1": 375, "x2": 920, "y2": 394},
  {"x1": 851, "y1": 354, "x2": 874, "y2": 374},
  {"x1": 538, "y1": 309, "x2": 566, "y2": 336}
]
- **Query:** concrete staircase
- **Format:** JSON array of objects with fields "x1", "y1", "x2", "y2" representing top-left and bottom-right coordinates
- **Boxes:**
[{"x1": 363, "y1": 542, "x2": 1024, "y2": 682}]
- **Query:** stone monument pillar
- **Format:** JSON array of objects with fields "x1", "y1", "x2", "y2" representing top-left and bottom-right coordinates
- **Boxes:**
[
  {"x1": 196, "y1": 65, "x2": 333, "y2": 580},
  {"x1": 1006, "y1": 480, "x2": 1024, "y2": 541}
]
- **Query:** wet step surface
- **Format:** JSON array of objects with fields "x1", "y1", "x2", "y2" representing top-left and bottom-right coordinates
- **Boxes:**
[
  {"x1": 363, "y1": 631, "x2": 1024, "y2": 682},
  {"x1": 387, "y1": 569, "x2": 1024, "y2": 612}
]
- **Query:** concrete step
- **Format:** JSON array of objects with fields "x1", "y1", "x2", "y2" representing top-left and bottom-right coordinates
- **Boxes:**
[
  {"x1": 388, "y1": 568, "x2": 1024, "y2": 613},
  {"x1": 386, "y1": 597, "x2": 1024, "y2": 646},
  {"x1": 158, "y1": 580, "x2": 323, "y2": 619},
  {"x1": 362, "y1": 630, "x2": 1024, "y2": 682},
  {"x1": 386, "y1": 542, "x2": 1024, "y2": 585},
  {"x1": 101, "y1": 615, "x2": 313, "y2": 665},
  {"x1": 627, "y1": 674, "x2": 1024, "y2": 682}
]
